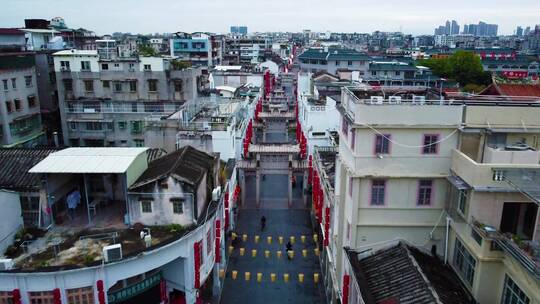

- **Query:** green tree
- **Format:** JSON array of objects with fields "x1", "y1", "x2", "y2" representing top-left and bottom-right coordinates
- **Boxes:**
[
  {"x1": 138, "y1": 45, "x2": 158, "y2": 57},
  {"x1": 418, "y1": 50, "x2": 492, "y2": 88}
]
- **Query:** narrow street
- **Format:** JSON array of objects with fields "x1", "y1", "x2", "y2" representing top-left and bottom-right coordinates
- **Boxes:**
[{"x1": 220, "y1": 66, "x2": 326, "y2": 303}]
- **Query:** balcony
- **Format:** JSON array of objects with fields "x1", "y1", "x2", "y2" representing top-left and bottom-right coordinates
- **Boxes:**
[
  {"x1": 340, "y1": 87, "x2": 463, "y2": 127},
  {"x1": 451, "y1": 149, "x2": 540, "y2": 190}
]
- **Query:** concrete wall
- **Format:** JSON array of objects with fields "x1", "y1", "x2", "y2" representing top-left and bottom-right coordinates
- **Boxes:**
[
  {"x1": 0, "y1": 66, "x2": 42, "y2": 146},
  {"x1": 0, "y1": 190, "x2": 23, "y2": 254},
  {"x1": 130, "y1": 177, "x2": 196, "y2": 226}
]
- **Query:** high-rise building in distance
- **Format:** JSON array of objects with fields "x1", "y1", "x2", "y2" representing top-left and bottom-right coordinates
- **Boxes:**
[{"x1": 230, "y1": 25, "x2": 248, "y2": 35}]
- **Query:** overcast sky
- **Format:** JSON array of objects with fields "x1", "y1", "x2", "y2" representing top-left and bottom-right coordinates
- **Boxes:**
[{"x1": 2, "y1": 0, "x2": 539, "y2": 35}]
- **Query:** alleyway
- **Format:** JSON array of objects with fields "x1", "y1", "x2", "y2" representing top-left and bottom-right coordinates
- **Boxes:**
[{"x1": 220, "y1": 65, "x2": 326, "y2": 303}]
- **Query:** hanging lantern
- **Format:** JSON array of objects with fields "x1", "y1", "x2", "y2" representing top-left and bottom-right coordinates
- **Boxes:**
[
  {"x1": 12, "y1": 289, "x2": 21, "y2": 304},
  {"x1": 53, "y1": 288, "x2": 61, "y2": 304}
]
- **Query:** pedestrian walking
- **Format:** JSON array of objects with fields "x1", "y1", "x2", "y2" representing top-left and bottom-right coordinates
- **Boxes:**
[{"x1": 260, "y1": 216, "x2": 266, "y2": 231}]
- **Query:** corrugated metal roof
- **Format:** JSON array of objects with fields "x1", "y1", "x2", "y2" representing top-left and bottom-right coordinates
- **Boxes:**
[
  {"x1": 0, "y1": 148, "x2": 61, "y2": 191},
  {"x1": 29, "y1": 147, "x2": 148, "y2": 174}
]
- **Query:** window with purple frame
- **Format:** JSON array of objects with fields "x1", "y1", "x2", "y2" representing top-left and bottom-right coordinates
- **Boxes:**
[
  {"x1": 374, "y1": 134, "x2": 390, "y2": 154},
  {"x1": 341, "y1": 118, "x2": 348, "y2": 139},
  {"x1": 423, "y1": 134, "x2": 439, "y2": 154},
  {"x1": 371, "y1": 180, "x2": 386, "y2": 205},
  {"x1": 418, "y1": 180, "x2": 433, "y2": 205},
  {"x1": 350, "y1": 129, "x2": 355, "y2": 151}
]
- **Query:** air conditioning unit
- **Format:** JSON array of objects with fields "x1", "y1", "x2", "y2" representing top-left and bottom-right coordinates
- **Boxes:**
[
  {"x1": 370, "y1": 96, "x2": 384, "y2": 104},
  {"x1": 412, "y1": 95, "x2": 426, "y2": 104},
  {"x1": 388, "y1": 96, "x2": 402, "y2": 104},
  {"x1": 103, "y1": 244, "x2": 122, "y2": 262},
  {"x1": 0, "y1": 259, "x2": 14, "y2": 270},
  {"x1": 212, "y1": 186, "x2": 222, "y2": 202}
]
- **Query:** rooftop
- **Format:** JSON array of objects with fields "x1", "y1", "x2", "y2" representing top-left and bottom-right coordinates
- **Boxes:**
[
  {"x1": 52, "y1": 49, "x2": 99, "y2": 56},
  {"x1": 346, "y1": 242, "x2": 474, "y2": 304},
  {"x1": 130, "y1": 146, "x2": 216, "y2": 189},
  {"x1": 299, "y1": 47, "x2": 372, "y2": 61},
  {"x1": 29, "y1": 147, "x2": 148, "y2": 174},
  {"x1": 0, "y1": 148, "x2": 61, "y2": 192},
  {"x1": 0, "y1": 28, "x2": 25, "y2": 35}
]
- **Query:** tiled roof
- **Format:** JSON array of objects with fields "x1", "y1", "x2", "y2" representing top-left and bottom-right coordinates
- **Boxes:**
[
  {"x1": 0, "y1": 148, "x2": 61, "y2": 191},
  {"x1": 369, "y1": 63, "x2": 418, "y2": 71},
  {"x1": 299, "y1": 48, "x2": 371, "y2": 61},
  {"x1": 494, "y1": 84, "x2": 540, "y2": 97},
  {"x1": 130, "y1": 146, "x2": 215, "y2": 189},
  {"x1": 0, "y1": 28, "x2": 24, "y2": 35},
  {"x1": 347, "y1": 242, "x2": 474, "y2": 304}
]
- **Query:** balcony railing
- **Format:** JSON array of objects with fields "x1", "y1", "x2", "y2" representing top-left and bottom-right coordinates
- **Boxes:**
[{"x1": 496, "y1": 236, "x2": 540, "y2": 280}]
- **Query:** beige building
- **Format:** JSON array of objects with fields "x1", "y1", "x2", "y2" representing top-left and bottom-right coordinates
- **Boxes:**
[
  {"x1": 327, "y1": 87, "x2": 540, "y2": 304},
  {"x1": 447, "y1": 105, "x2": 540, "y2": 304}
]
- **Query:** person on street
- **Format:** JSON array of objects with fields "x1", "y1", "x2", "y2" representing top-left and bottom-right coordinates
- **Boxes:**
[
  {"x1": 286, "y1": 241, "x2": 293, "y2": 260},
  {"x1": 260, "y1": 216, "x2": 266, "y2": 231}
]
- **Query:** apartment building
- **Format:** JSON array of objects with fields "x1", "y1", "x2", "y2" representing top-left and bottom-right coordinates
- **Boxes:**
[
  {"x1": 447, "y1": 104, "x2": 540, "y2": 303},
  {"x1": 322, "y1": 86, "x2": 540, "y2": 304},
  {"x1": 223, "y1": 37, "x2": 269, "y2": 65},
  {"x1": 0, "y1": 52, "x2": 45, "y2": 147},
  {"x1": 53, "y1": 49, "x2": 204, "y2": 147},
  {"x1": 298, "y1": 47, "x2": 372, "y2": 75},
  {"x1": 170, "y1": 32, "x2": 223, "y2": 67}
]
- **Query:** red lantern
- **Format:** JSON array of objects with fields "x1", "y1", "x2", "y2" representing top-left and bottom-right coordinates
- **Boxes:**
[
  {"x1": 324, "y1": 207, "x2": 331, "y2": 247},
  {"x1": 194, "y1": 242, "x2": 201, "y2": 289},
  {"x1": 308, "y1": 155, "x2": 313, "y2": 184},
  {"x1": 96, "y1": 280, "x2": 105, "y2": 304},
  {"x1": 342, "y1": 275, "x2": 350, "y2": 304},
  {"x1": 224, "y1": 209, "x2": 230, "y2": 231},
  {"x1": 12, "y1": 289, "x2": 21, "y2": 304},
  {"x1": 52, "y1": 288, "x2": 61, "y2": 304}
]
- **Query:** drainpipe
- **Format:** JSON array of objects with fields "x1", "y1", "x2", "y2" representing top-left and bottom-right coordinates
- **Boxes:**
[{"x1": 444, "y1": 216, "x2": 451, "y2": 264}]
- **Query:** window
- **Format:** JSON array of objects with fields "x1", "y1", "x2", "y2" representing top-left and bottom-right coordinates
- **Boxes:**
[
  {"x1": 453, "y1": 238, "x2": 476, "y2": 286},
  {"x1": 128, "y1": 63, "x2": 135, "y2": 70},
  {"x1": 106, "y1": 122, "x2": 114, "y2": 130},
  {"x1": 113, "y1": 81, "x2": 122, "y2": 92},
  {"x1": 171, "y1": 198, "x2": 184, "y2": 214},
  {"x1": 130, "y1": 121, "x2": 143, "y2": 133},
  {"x1": 348, "y1": 176, "x2": 353, "y2": 197},
  {"x1": 371, "y1": 180, "x2": 386, "y2": 206},
  {"x1": 350, "y1": 129, "x2": 356, "y2": 151},
  {"x1": 207, "y1": 229, "x2": 213, "y2": 255},
  {"x1": 335, "y1": 61, "x2": 340, "y2": 66},
  {"x1": 101, "y1": 63, "x2": 109, "y2": 70},
  {"x1": 129, "y1": 80, "x2": 137, "y2": 92},
  {"x1": 134, "y1": 139, "x2": 144, "y2": 147},
  {"x1": 27, "y1": 96, "x2": 37, "y2": 108},
  {"x1": 493, "y1": 170, "x2": 505, "y2": 181},
  {"x1": 102, "y1": 80, "x2": 110, "y2": 88},
  {"x1": 66, "y1": 286, "x2": 94, "y2": 304},
  {"x1": 63, "y1": 79, "x2": 73, "y2": 91},
  {"x1": 395, "y1": 71, "x2": 401, "y2": 76},
  {"x1": 118, "y1": 121, "x2": 127, "y2": 129},
  {"x1": 374, "y1": 134, "x2": 390, "y2": 154},
  {"x1": 81, "y1": 61, "x2": 91, "y2": 71},
  {"x1": 0, "y1": 291, "x2": 13, "y2": 304},
  {"x1": 114, "y1": 63, "x2": 120, "y2": 68},
  {"x1": 141, "y1": 200, "x2": 152, "y2": 213},
  {"x1": 371, "y1": 71, "x2": 377, "y2": 76},
  {"x1": 86, "y1": 122, "x2": 102, "y2": 130},
  {"x1": 70, "y1": 122, "x2": 77, "y2": 130},
  {"x1": 11, "y1": 78, "x2": 16, "y2": 89},
  {"x1": 2, "y1": 79, "x2": 7, "y2": 91},
  {"x1": 28, "y1": 291, "x2": 55, "y2": 304},
  {"x1": 144, "y1": 64, "x2": 151, "y2": 71},
  {"x1": 60, "y1": 60, "x2": 70, "y2": 70},
  {"x1": 422, "y1": 134, "x2": 439, "y2": 154},
  {"x1": 457, "y1": 190, "x2": 467, "y2": 215},
  {"x1": 25, "y1": 75, "x2": 32, "y2": 87},
  {"x1": 417, "y1": 180, "x2": 433, "y2": 206},
  {"x1": 501, "y1": 275, "x2": 530, "y2": 304},
  {"x1": 84, "y1": 80, "x2": 94, "y2": 92},
  {"x1": 174, "y1": 80, "x2": 183, "y2": 92},
  {"x1": 148, "y1": 79, "x2": 158, "y2": 92},
  {"x1": 341, "y1": 118, "x2": 348, "y2": 139},
  {"x1": 14, "y1": 99, "x2": 21, "y2": 111},
  {"x1": 348, "y1": 61, "x2": 353, "y2": 66},
  {"x1": 5, "y1": 101, "x2": 13, "y2": 113}
]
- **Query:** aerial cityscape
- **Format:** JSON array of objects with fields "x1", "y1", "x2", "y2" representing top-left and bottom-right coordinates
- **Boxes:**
[{"x1": 0, "y1": 2, "x2": 540, "y2": 304}]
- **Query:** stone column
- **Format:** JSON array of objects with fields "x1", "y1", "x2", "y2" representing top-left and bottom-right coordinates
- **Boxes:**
[{"x1": 240, "y1": 170, "x2": 246, "y2": 208}]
